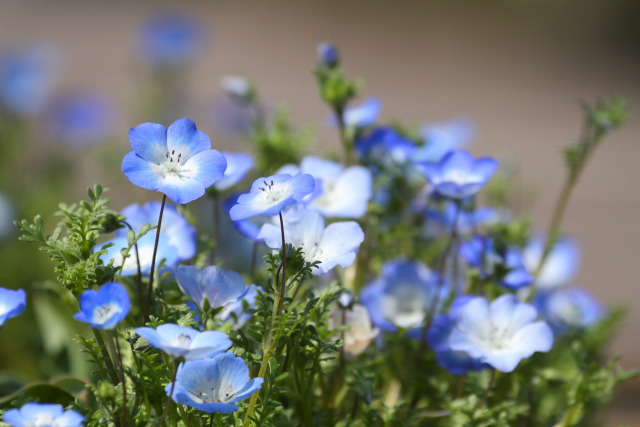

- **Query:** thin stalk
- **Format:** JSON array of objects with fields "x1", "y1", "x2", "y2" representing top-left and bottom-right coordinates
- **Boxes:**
[
  {"x1": 122, "y1": 221, "x2": 146, "y2": 320},
  {"x1": 250, "y1": 241, "x2": 258, "y2": 283},
  {"x1": 160, "y1": 360, "x2": 181, "y2": 424},
  {"x1": 112, "y1": 332, "x2": 127, "y2": 427},
  {"x1": 93, "y1": 330, "x2": 119, "y2": 384},
  {"x1": 146, "y1": 194, "x2": 167, "y2": 323},
  {"x1": 478, "y1": 369, "x2": 496, "y2": 408},
  {"x1": 277, "y1": 212, "x2": 287, "y2": 316},
  {"x1": 129, "y1": 339, "x2": 151, "y2": 418},
  {"x1": 333, "y1": 104, "x2": 353, "y2": 166}
]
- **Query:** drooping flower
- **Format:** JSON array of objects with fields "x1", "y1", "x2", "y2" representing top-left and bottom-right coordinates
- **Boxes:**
[
  {"x1": 122, "y1": 118, "x2": 227, "y2": 204},
  {"x1": 415, "y1": 149, "x2": 498, "y2": 199},
  {"x1": 73, "y1": 282, "x2": 130, "y2": 330},
  {"x1": 533, "y1": 287, "x2": 604, "y2": 335},
  {"x1": 317, "y1": 42, "x2": 339, "y2": 67},
  {"x1": 412, "y1": 118, "x2": 475, "y2": 162},
  {"x1": 278, "y1": 156, "x2": 372, "y2": 218},
  {"x1": 449, "y1": 294, "x2": 553, "y2": 372},
  {"x1": 523, "y1": 235, "x2": 580, "y2": 290},
  {"x1": 329, "y1": 303, "x2": 379, "y2": 359},
  {"x1": 340, "y1": 98, "x2": 381, "y2": 128},
  {"x1": 3, "y1": 402, "x2": 83, "y2": 427},
  {"x1": 212, "y1": 152, "x2": 253, "y2": 192},
  {"x1": 135, "y1": 324, "x2": 231, "y2": 360},
  {"x1": 166, "y1": 353, "x2": 263, "y2": 413},
  {"x1": 0, "y1": 287, "x2": 26, "y2": 327},
  {"x1": 360, "y1": 259, "x2": 448, "y2": 333},
  {"x1": 258, "y1": 206, "x2": 364, "y2": 275},
  {"x1": 228, "y1": 173, "x2": 315, "y2": 221}
]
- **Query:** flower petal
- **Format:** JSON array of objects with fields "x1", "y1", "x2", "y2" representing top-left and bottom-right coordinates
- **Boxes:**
[
  {"x1": 167, "y1": 118, "x2": 211, "y2": 160},
  {"x1": 122, "y1": 152, "x2": 164, "y2": 191},
  {"x1": 128, "y1": 122, "x2": 167, "y2": 163}
]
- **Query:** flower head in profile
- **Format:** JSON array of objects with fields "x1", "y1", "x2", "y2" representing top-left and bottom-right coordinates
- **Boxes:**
[
  {"x1": 212, "y1": 152, "x2": 253, "y2": 192},
  {"x1": 229, "y1": 173, "x2": 315, "y2": 220},
  {"x1": 73, "y1": 282, "x2": 130, "y2": 330},
  {"x1": 523, "y1": 234, "x2": 580, "y2": 290},
  {"x1": 166, "y1": 353, "x2": 263, "y2": 413},
  {"x1": 415, "y1": 149, "x2": 498, "y2": 199},
  {"x1": 449, "y1": 294, "x2": 553, "y2": 372},
  {"x1": 135, "y1": 324, "x2": 231, "y2": 360},
  {"x1": 258, "y1": 206, "x2": 364, "y2": 275},
  {"x1": 0, "y1": 287, "x2": 26, "y2": 327},
  {"x1": 3, "y1": 402, "x2": 83, "y2": 427},
  {"x1": 534, "y1": 287, "x2": 604, "y2": 335},
  {"x1": 122, "y1": 118, "x2": 227, "y2": 204}
]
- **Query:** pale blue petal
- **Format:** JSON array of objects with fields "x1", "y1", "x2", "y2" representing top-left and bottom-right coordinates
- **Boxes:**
[
  {"x1": 485, "y1": 351, "x2": 524, "y2": 373},
  {"x1": 158, "y1": 176, "x2": 205, "y2": 204},
  {"x1": 256, "y1": 223, "x2": 282, "y2": 248},
  {"x1": 128, "y1": 122, "x2": 167, "y2": 163},
  {"x1": 122, "y1": 152, "x2": 163, "y2": 191},
  {"x1": 167, "y1": 118, "x2": 211, "y2": 160},
  {"x1": 202, "y1": 266, "x2": 246, "y2": 308},
  {"x1": 176, "y1": 265, "x2": 205, "y2": 308},
  {"x1": 214, "y1": 152, "x2": 253, "y2": 191},
  {"x1": 184, "y1": 149, "x2": 227, "y2": 188}
]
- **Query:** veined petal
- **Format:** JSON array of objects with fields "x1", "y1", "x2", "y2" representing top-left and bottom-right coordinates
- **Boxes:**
[
  {"x1": 167, "y1": 118, "x2": 212, "y2": 160},
  {"x1": 176, "y1": 265, "x2": 206, "y2": 308},
  {"x1": 202, "y1": 266, "x2": 246, "y2": 307},
  {"x1": 183, "y1": 149, "x2": 227, "y2": 188},
  {"x1": 158, "y1": 175, "x2": 206, "y2": 204},
  {"x1": 128, "y1": 122, "x2": 167, "y2": 163},
  {"x1": 122, "y1": 152, "x2": 164, "y2": 191}
]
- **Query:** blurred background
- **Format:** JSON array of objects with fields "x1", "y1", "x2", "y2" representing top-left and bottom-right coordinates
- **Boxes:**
[{"x1": 0, "y1": 0, "x2": 638, "y2": 423}]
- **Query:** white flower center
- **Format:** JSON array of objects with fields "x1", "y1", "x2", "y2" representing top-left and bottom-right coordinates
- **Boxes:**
[
  {"x1": 0, "y1": 304, "x2": 7, "y2": 316},
  {"x1": 443, "y1": 170, "x2": 475, "y2": 186},
  {"x1": 159, "y1": 149, "x2": 191, "y2": 179},
  {"x1": 26, "y1": 413, "x2": 56, "y2": 427},
  {"x1": 92, "y1": 303, "x2": 122, "y2": 324},
  {"x1": 258, "y1": 180, "x2": 285, "y2": 203},
  {"x1": 171, "y1": 333, "x2": 193, "y2": 349},
  {"x1": 383, "y1": 285, "x2": 428, "y2": 328},
  {"x1": 190, "y1": 381, "x2": 237, "y2": 404}
]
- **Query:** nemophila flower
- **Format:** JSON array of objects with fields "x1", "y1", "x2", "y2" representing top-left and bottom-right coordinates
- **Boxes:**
[
  {"x1": 278, "y1": 156, "x2": 372, "y2": 218},
  {"x1": 427, "y1": 296, "x2": 487, "y2": 375},
  {"x1": 340, "y1": 98, "x2": 381, "y2": 128},
  {"x1": 533, "y1": 287, "x2": 604, "y2": 335},
  {"x1": 459, "y1": 236, "x2": 533, "y2": 290},
  {"x1": 0, "y1": 287, "x2": 26, "y2": 327},
  {"x1": 166, "y1": 353, "x2": 263, "y2": 413},
  {"x1": 449, "y1": 294, "x2": 553, "y2": 373},
  {"x1": 412, "y1": 118, "x2": 475, "y2": 162},
  {"x1": 138, "y1": 13, "x2": 205, "y2": 69},
  {"x1": 423, "y1": 201, "x2": 499, "y2": 237},
  {"x1": 360, "y1": 259, "x2": 448, "y2": 333},
  {"x1": 46, "y1": 90, "x2": 115, "y2": 148},
  {"x1": 122, "y1": 118, "x2": 227, "y2": 204},
  {"x1": 3, "y1": 402, "x2": 83, "y2": 427},
  {"x1": 73, "y1": 282, "x2": 130, "y2": 330},
  {"x1": 415, "y1": 149, "x2": 498, "y2": 199},
  {"x1": 223, "y1": 193, "x2": 266, "y2": 242},
  {"x1": 329, "y1": 304, "x2": 379, "y2": 359},
  {"x1": 355, "y1": 127, "x2": 416, "y2": 167},
  {"x1": 258, "y1": 206, "x2": 364, "y2": 275},
  {"x1": 135, "y1": 324, "x2": 231, "y2": 360},
  {"x1": 220, "y1": 75, "x2": 255, "y2": 104},
  {"x1": 523, "y1": 235, "x2": 580, "y2": 289},
  {"x1": 176, "y1": 265, "x2": 252, "y2": 311},
  {"x1": 229, "y1": 173, "x2": 315, "y2": 221},
  {"x1": 317, "y1": 41, "x2": 339, "y2": 67},
  {"x1": 213, "y1": 152, "x2": 253, "y2": 192}
]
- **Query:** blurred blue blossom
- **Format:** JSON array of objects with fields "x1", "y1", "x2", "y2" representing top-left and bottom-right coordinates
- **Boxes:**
[
  {"x1": 223, "y1": 193, "x2": 266, "y2": 242},
  {"x1": 449, "y1": 294, "x2": 553, "y2": 372},
  {"x1": 122, "y1": 118, "x2": 227, "y2": 204},
  {"x1": 213, "y1": 152, "x2": 253, "y2": 192},
  {"x1": 424, "y1": 200, "x2": 499, "y2": 237},
  {"x1": 329, "y1": 304, "x2": 379, "y2": 358},
  {"x1": 412, "y1": 118, "x2": 475, "y2": 162},
  {"x1": 135, "y1": 323, "x2": 231, "y2": 360},
  {"x1": 0, "y1": 287, "x2": 26, "y2": 327},
  {"x1": 73, "y1": 282, "x2": 130, "y2": 330},
  {"x1": 341, "y1": 98, "x2": 381, "y2": 128},
  {"x1": 138, "y1": 13, "x2": 205, "y2": 69},
  {"x1": 355, "y1": 127, "x2": 416, "y2": 167},
  {"x1": 534, "y1": 287, "x2": 604, "y2": 335},
  {"x1": 258, "y1": 206, "x2": 364, "y2": 275},
  {"x1": 166, "y1": 353, "x2": 263, "y2": 413},
  {"x1": 220, "y1": 75, "x2": 254, "y2": 103},
  {"x1": 317, "y1": 42, "x2": 339, "y2": 67},
  {"x1": 523, "y1": 235, "x2": 580, "y2": 290},
  {"x1": 3, "y1": 402, "x2": 83, "y2": 427}
]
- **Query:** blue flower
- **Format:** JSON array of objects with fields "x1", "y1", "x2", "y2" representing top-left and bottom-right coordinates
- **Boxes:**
[
  {"x1": 423, "y1": 200, "x2": 499, "y2": 237},
  {"x1": 449, "y1": 294, "x2": 553, "y2": 372},
  {"x1": 355, "y1": 127, "x2": 416, "y2": 167},
  {"x1": 415, "y1": 149, "x2": 498, "y2": 199},
  {"x1": 73, "y1": 282, "x2": 130, "y2": 330},
  {"x1": 0, "y1": 287, "x2": 26, "y2": 327},
  {"x1": 229, "y1": 173, "x2": 315, "y2": 220},
  {"x1": 122, "y1": 118, "x2": 227, "y2": 204},
  {"x1": 213, "y1": 152, "x2": 254, "y2": 191},
  {"x1": 166, "y1": 353, "x2": 263, "y2": 413},
  {"x1": 317, "y1": 42, "x2": 339, "y2": 67},
  {"x1": 223, "y1": 193, "x2": 266, "y2": 242},
  {"x1": 258, "y1": 206, "x2": 364, "y2": 275},
  {"x1": 3, "y1": 402, "x2": 83, "y2": 427},
  {"x1": 360, "y1": 259, "x2": 448, "y2": 333},
  {"x1": 533, "y1": 287, "x2": 604, "y2": 334},
  {"x1": 523, "y1": 235, "x2": 580, "y2": 289},
  {"x1": 412, "y1": 118, "x2": 475, "y2": 162},
  {"x1": 278, "y1": 156, "x2": 372, "y2": 218},
  {"x1": 340, "y1": 98, "x2": 381, "y2": 128},
  {"x1": 135, "y1": 324, "x2": 231, "y2": 360},
  {"x1": 176, "y1": 265, "x2": 251, "y2": 310},
  {"x1": 138, "y1": 13, "x2": 205, "y2": 69}
]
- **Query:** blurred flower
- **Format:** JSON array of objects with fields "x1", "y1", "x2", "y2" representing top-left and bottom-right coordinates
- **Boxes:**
[
  {"x1": 415, "y1": 149, "x2": 498, "y2": 199},
  {"x1": 223, "y1": 193, "x2": 266, "y2": 242},
  {"x1": 317, "y1": 41, "x2": 339, "y2": 67},
  {"x1": 0, "y1": 45, "x2": 58, "y2": 117},
  {"x1": 355, "y1": 127, "x2": 416, "y2": 166},
  {"x1": 360, "y1": 259, "x2": 448, "y2": 333},
  {"x1": 229, "y1": 173, "x2": 315, "y2": 220},
  {"x1": 135, "y1": 324, "x2": 231, "y2": 360},
  {"x1": 258, "y1": 206, "x2": 364, "y2": 275},
  {"x1": 122, "y1": 118, "x2": 227, "y2": 204},
  {"x1": 341, "y1": 98, "x2": 381, "y2": 128},
  {"x1": 46, "y1": 90, "x2": 115, "y2": 148},
  {"x1": 412, "y1": 118, "x2": 475, "y2": 162},
  {"x1": 523, "y1": 235, "x2": 580, "y2": 290},
  {"x1": 138, "y1": 13, "x2": 205, "y2": 69},
  {"x1": 220, "y1": 75, "x2": 255, "y2": 104},
  {"x1": 166, "y1": 353, "x2": 263, "y2": 413},
  {"x1": 218, "y1": 284, "x2": 260, "y2": 328},
  {"x1": 278, "y1": 156, "x2": 372, "y2": 218},
  {"x1": 329, "y1": 303, "x2": 379, "y2": 358},
  {"x1": 73, "y1": 282, "x2": 130, "y2": 330},
  {"x1": 533, "y1": 287, "x2": 604, "y2": 334},
  {"x1": 449, "y1": 294, "x2": 553, "y2": 372},
  {"x1": 424, "y1": 200, "x2": 499, "y2": 237},
  {"x1": 3, "y1": 403, "x2": 83, "y2": 427},
  {"x1": 0, "y1": 287, "x2": 26, "y2": 327},
  {"x1": 213, "y1": 152, "x2": 253, "y2": 192}
]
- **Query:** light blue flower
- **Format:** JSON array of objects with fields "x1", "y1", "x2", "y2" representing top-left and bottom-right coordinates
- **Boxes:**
[
  {"x1": 449, "y1": 294, "x2": 553, "y2": 372},
  {"x1": 166, "y1": 353, "x2": 263, "y2": 413},
  {"x1": 213, "y1": 152, "x2": 253, "y2": 191},
  {"x1": 360, "y1": 259, "x2": 448, "y2": 333},
  {"x1": 0, "y1": 287, "x2": 26, "y2": 327},
  {"x1": 223, "y1": 193, "x2": 266, "y2": 242},
  {"x1": 138, "y1": 13, "x2": 205, "y2": 69},
  {"x1": 278, "y1": 156, "x2": 372, "y2": 218},
  {"x1": 229, "y1": 173, "x2": 315, "y2": 221},
  {"x1": 523, "y1": 235, "x2": 580, "y2": 289},
  {"x1": 341, "y1": 98, "x2": 381, "y2": 128},
  {"x1": 412, "y1": 118, "x2": 475, "y2": 162},
  {"x1": 317, "y1": 42, "x2": 339, "y2": 67},
  {"x1": 424, "y1": 200, "x2": 499, "y2": 237},
  {"x1": 176, "y1": 265, "x2": 250, "y2": 310},
  {"x1": 73, "y1": 282, "x2": 130, "y2": 330},
  {"x1": 415, "y1": 149, "x2": 498, "y2": 199},
  {"x1": 258, "y1": 206, "x2": 364, "y2": 275},
  {"x1": 219, "y1": 284, "x2": 260, "y2": 329},
  {"x1": 355, "y1": 127, "x2": 416, "y2": 166},
  {"x1": 3, "y1": 402, "x2": 83, "y2": 427},
  {"x1": 135, "y1": 323, "x2": 231, "y2": 360},
  {"x1": 122, "y1": 118, "x2": 227, "y2": 204},
  {"x1": 533, "y1": 287, "x2": 604, "y2": 334}
]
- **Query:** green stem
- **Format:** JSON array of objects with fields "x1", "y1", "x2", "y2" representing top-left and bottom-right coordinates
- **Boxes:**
[
  {"x1": 334, "y1": 103, "x2": 353, "y2": 166},
  {"x1": 129, "y1": 339, "x2": 152, "y2": 419},
  {"x1": 146, "y1": 194, "x2": 167, "y2": 323},
  {"x1": 111, "y1": 332, "x2": 128, "y2": 427},
  {"x1": 93, "y1": 330, "x2": 119, "y2": 384},
  {"x1": 160, "y1": 359, "x2": 182, "y2": 424},
  {"x1": 122, "y1": 220, "x2": 146, "y2": 321},
  {"x1": 277, "y1": 212, "x2": 287, "y2": 316}
]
